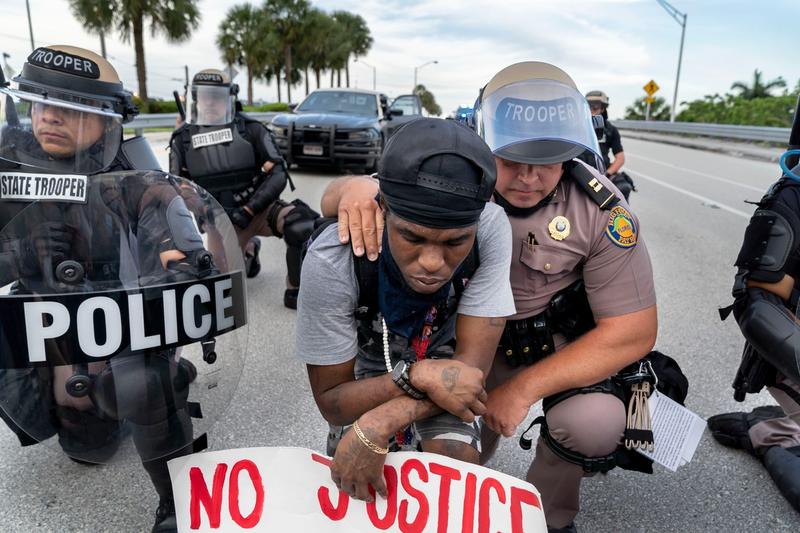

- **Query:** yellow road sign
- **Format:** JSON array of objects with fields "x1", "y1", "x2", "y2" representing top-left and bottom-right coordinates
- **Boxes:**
[
  {"x1": 643, "y1": 80, "x2": 660, "y2": 95},
  {"x1": 644, "y1": 96, "x2": 655, "y2": 104}
]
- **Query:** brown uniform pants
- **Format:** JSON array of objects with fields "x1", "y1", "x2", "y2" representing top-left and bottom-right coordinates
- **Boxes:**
[
  {"x1": 750, "y1": 375, "x2": 800, "y2": 452},
  {"x1": 482, "y1": 351, "x2": 626, "y2": 529}
]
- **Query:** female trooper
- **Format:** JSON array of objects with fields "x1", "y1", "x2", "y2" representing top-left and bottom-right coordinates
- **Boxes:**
[
  {"x1": 0, "y1": 46, "x2": 245, "y2": 533},
  {"x1": 321, "y1": 62, "x2": 658, "y2": 532},
  {"x1": 169, "y1": 69, "x2": 318, "y2": 308}
]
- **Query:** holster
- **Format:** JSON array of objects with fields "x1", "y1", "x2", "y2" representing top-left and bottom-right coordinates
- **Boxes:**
[{"x1": 732, "y1": 342, "x2": 777, "y2": 402}]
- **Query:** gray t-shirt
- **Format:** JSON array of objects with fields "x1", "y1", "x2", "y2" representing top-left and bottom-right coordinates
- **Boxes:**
[{"x1": 296, "y1": 202, "x2": 516, "y2": 366}]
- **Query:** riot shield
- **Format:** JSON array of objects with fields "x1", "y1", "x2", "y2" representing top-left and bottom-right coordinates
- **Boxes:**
[{"x1": 0, "y1": 170, "x2": 247, "y2": 464}]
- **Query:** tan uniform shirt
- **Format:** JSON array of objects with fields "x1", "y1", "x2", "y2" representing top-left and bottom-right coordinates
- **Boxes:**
[{"x1": 507, "y1": 167, "x2": 656, "y2": 322}]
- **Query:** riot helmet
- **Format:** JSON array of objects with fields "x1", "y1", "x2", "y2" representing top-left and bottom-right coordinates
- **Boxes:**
[
  {"x1": 0, "y1": 45, "x2": 137, "y2": 174},
  {"x1": 586, "y1": 90, "x2": 609, "y2": 119},
  {"x1": 188, "y1": 69, "x2": 238, "y2": 126},
  {"x1": 474, "y1": 61, "x2": 602, "y2": 167}
]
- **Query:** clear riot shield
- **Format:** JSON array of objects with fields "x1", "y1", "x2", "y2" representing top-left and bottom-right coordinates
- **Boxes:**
[{"x1": 0, "y1": 170, "x2": 247, "y2": 464}]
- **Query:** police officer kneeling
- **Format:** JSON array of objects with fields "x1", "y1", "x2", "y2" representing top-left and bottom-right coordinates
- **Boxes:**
[
  {"x1": 0, "y1": 46, "x2": 245, "y2": 532},
  {"x1": 169, "y1": 69, "x2": 318, "y2": 308}
]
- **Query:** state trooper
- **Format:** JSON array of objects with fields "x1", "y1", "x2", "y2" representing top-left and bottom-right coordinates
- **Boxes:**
[
  {"x1": 0, "y1": 46, "x2": 246, "y2": 532},
  {"x1": 582, "y1": 90, "x2": 634, "y2": 201},
  {"x1": 709, "y1": 136, "x2": 800, "y2": 512},
  {"x1": 169, "y1": 69, "x2": 318, "y2": 309},
  {"x1": 322, "y1": 62, "x2": 663, "y2": 532}
]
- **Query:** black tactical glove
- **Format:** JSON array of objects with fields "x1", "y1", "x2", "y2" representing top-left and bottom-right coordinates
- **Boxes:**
[{"x1": 229, "y1": 207, "x2": 253, "y2": 230}]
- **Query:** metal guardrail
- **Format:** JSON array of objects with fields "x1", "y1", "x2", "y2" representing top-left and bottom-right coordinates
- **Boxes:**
[
  {"x1": 128, "y1": 111, "x2": 280, "y2": 135},
  {"x1": 615, "y1": 120, "x2": 790, "y2": 144}
]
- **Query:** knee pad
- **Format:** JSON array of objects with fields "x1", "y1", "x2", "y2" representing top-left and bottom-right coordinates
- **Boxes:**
[
  {"x1": 266, "y1": 199, "x2": 291, "y2": 238},
  {"x1": 282, "y1": 199, "x2": 320, "y2": 247},
  {"x1": 55, "y1": 405, "x2": 126, "y2": 462}
]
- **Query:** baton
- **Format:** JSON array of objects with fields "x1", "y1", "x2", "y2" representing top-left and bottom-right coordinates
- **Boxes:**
[{"x1": 174, "y1": 90, "x2": 186, "y2": 122}]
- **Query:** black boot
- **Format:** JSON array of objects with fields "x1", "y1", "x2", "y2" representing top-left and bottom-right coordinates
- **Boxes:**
[
  {"x1": 245, "y1": 237, "x2": 261, "y2": 278},
  {"x1": 763, "y1": 445, "x2": 800, "y2": 512},
  {"x1": 707, "y1": 405, "x2": 786, "y2": 455},
  {"x1": 152, "y1": 497, "x2": 177, "y2": 533},
  {"x1": 284, "y1": 288, "x2": 299, "y2": 310}
]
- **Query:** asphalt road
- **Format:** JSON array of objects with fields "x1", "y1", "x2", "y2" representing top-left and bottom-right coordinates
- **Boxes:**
[{"x1": 0, "y1": 136, "x2": 798, "y2": 532}]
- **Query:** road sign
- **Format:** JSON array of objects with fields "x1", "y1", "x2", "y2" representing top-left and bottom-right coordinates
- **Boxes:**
[
  {"x1": 644, "y1": 96, "x2": 656, "y2": 104},
  {"x1": 643, "y1": 80, "x2": 660, "y2": 95}
]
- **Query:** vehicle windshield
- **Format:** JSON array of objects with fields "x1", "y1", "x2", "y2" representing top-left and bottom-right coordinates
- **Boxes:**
[{"x1": 296, "y1": 91, "x2": 378, "y2": 116}]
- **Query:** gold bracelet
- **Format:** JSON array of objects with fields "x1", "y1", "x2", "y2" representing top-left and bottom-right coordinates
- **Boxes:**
[{"x1": 352, "y1": 420, "x2": 389, "y2": 455}]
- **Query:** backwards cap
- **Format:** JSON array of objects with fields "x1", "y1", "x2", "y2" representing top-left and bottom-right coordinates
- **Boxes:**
[{"x1": 378, "y1": 118, "x2": 496, "y2": 229}]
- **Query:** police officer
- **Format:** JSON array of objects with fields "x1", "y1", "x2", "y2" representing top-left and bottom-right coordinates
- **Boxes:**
[
  {"x1": 584, "y1": 90, "x2": 635, "y2": 201},
  {"x1": 708, "y1": 152, "x2": 800, "y2": 511},
  {"x1": 0, "y1": 46, "x2": 245, "y2": 532},
  {"x1": 169, "y1": 69, "x2": 318, "y2": 308},
  {"x1": 322, "y1": 62, "x2": 659, "y2": 532}
]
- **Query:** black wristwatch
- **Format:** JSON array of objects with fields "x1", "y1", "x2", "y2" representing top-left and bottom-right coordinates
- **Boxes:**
[{"x1": 391, "y1": 360, "x2": 426, "y2": 400}]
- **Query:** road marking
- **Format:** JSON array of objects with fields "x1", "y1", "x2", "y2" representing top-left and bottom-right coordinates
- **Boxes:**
[
  {"x1": 627, "y1": 168, "x2": 752, "y2": 219},
  {"x1": 626, "y1": 153, "x2": 767, "y2": 192}
]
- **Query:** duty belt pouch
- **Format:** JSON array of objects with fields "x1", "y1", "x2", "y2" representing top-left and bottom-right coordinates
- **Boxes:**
[
  {"x1": 548, "y1": 280, "x2": 596, "y2": 340},
  {"x1": 732, "y1": 341, "x2": 777, "y2": 402},
  {"x1": 500, "y1": 314, "x2": 555, "y2": 368}
]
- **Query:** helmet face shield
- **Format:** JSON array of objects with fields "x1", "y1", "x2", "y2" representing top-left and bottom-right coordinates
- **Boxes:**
[
  {"x1": 0, "y1": 86, "x2": 122, "y2": 174},
  {"x1": 189, "y1": 85, "x2": 234, "y2": 126},
  {"x1": 477, "y1": 79, "x2": 602, "y2": 165}
]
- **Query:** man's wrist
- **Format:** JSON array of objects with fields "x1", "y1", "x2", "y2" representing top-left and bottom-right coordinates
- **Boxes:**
[{"x1": 392, "y1": 360, "x2": 426, "y2": 399}]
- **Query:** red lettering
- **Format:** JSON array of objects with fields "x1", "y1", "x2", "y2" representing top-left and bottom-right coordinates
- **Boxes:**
[
  {"x1": 429, "y1": 462, "x2": 461, "y2": 533},
  {"x1": 461, "y1": 473, "x2": 477, "y2": 533},
  {"x1": 189, "y1": 463, "x2": 228, "y2": 529},
  {"x1": 228, "y1": 460, "x2": 265, "y2": 528},
  {"x1": 510, "y1": 486, "x2": 541, "y2": 533},
  {"x1": 399, "y1": 459, "x2": 430, "y2": 533},
  {"x1": 311, "y1": 452, "x2": 349, "y2": 520},
  {"x1": 478, "y1": 476, "x2": 506, "y2": 533},
  {"x1": 367, "y1": 465, "x2": 398, "y2": 529}
]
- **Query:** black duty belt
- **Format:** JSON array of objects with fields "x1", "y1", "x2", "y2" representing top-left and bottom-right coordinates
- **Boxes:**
[{"x1": 499, "y1": 279, "x2": 595, "y2": 368}]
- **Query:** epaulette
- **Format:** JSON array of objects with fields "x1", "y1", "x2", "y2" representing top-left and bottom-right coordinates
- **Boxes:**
[{"x1": 566, "y1": 160, "x2": 619, "y2": 210}]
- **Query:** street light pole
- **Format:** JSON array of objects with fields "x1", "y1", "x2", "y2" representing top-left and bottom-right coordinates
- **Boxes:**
[
  {"x1": 413, "y1": 60, "x2": 438, "y2": 92},
  {"x1": 25, "y1": 0, "x2": 35, "y2": 52},
  {"x1": 355, "y1": 58, "x2": 376, "y2": 90},
  {"x1": 656, "y1": 0, "x2": 687, "y2": 122}
]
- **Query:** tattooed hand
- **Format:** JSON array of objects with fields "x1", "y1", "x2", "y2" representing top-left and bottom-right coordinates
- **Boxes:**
[
  {"x1": 330, "y1": 418, "x2": 389, "y2": 502},
  {"x1": 410, "y1": 359, "x2": 487, "y2": 422}
]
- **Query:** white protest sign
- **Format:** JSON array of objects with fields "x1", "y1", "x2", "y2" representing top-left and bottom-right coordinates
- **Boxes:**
[{"x1": 168, "y1": 446, "x2": 547, "y2": 533}]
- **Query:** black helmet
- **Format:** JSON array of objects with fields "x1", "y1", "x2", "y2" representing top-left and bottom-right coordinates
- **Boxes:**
[
  {"x1": 0, "y1": 45, "x2": 137, "y2": 174},
  {"x1": 585, "y1": 90, "x2": 610, "y2": 107},
  {"x1": 188, "y1": 68, "x2": 239, "y2": 126}
]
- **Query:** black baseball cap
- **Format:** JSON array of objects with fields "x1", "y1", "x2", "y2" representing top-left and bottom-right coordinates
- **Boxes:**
[{"x1": 378, "y1": 118, "x2": 496, "y2": 228}]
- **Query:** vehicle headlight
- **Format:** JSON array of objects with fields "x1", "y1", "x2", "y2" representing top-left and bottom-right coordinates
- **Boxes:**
[
  {"x1": 347, "y1": 129, "x2": 378, "y2": 141},
  {"x1": 267, "y1": 123, "x2": 288, "y2": 137}
]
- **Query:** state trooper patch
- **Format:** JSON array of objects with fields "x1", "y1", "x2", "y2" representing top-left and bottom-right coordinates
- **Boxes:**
[{"x1": 605, "y1": 205, "x2": 637, "y2": 248}]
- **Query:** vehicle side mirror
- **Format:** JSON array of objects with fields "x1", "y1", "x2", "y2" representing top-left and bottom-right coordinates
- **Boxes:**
[
  {"x1": 390, "y1": 109, "x2": 404, "y2": 117},
  {"x1": 288, "y1": 103, "x2": 298, "y2": 111}
]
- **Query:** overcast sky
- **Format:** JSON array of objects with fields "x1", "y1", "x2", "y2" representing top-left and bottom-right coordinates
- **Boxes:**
[{"x1": 1, "y1": 0, "x2": 798, "y2": 119}]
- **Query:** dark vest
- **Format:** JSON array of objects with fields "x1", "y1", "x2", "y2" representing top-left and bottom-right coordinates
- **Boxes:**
[{"x1": 181, "y1": 117, "x2": 257, "y2": 202}]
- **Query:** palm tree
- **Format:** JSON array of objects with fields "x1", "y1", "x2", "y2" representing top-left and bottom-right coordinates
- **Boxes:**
[
  {"x1": 731, "y1": 69, "x2": 787, "y2": 99},
  {"x1": 217, "y1": 4, "x2": 276, "y2": 105},
  {"x1": 331, "y1": 11, "x2": 372, "y2": 88},
  {"x1": 68, "y1": 0, "x2": 201, "y2": 105},
  {"x1": 296, "y1": 9, "x2": 334, "y2": 94},
  {"x1": 414, "y1": 84, "x2": 441, "y2": 116},
  {"x1": 624, "y1": 96, "x2": 671, "y2": 121},
  {"x1": 263, "y1": 0, "x2": 310, "y2": 104}
]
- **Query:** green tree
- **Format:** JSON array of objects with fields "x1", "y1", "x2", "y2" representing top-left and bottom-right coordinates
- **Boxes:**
[
  {"x1": 414, "y1": 84, "x2": 441, "y2": 116},
  {"x1": 624, "y1": 96, "x2": 671, "y2": 121},
  {"x1": 263, "y1": 0, "x2": 310, "y2": 104},
  {"x1": 331, "y1": 11, "x2": 372, "y2": 88},
  {"x1": 295, "y1": 8, "x2": 334, "y2": 95},
  {"x1": 731, "y1": 69, "x2": 787, "y2": 99},
  {"x1": 217, "y1": 3, "x2": 277, "y2": 105},
  {"x1": 68, "y1": 0, "x2": 201, "y2": 106}
]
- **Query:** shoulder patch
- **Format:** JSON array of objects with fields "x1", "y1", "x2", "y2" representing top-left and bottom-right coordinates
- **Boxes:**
[{"x1": 605, "y1": 205, "x2": 637, "y2": 248}]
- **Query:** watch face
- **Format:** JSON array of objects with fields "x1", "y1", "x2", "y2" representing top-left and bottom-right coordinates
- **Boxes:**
[{"x1": 392, "y1": 360, "x2": 406, "y2": 380}]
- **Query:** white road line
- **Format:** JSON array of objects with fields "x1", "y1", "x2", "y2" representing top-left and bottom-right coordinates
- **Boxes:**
[
  {"x1": 627, "y1": 153, "x2": 767, "y2": 192},
  {"x1": 627, "y1": 168, "x2": 752, "y2": 219}
]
